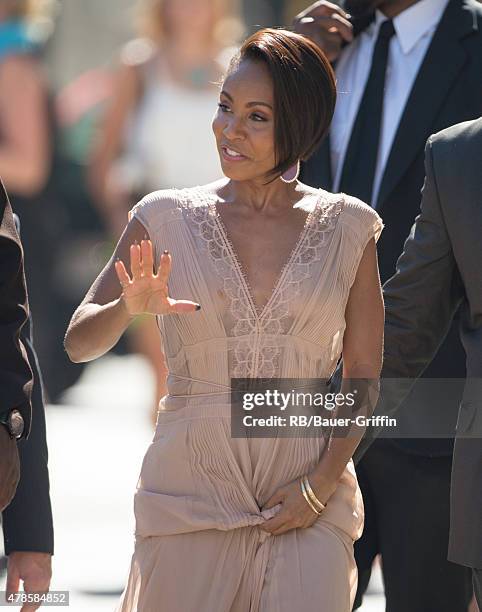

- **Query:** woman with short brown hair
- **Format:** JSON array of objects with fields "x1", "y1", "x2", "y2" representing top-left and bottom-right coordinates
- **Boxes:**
[{"x1": 66, "y1": 28, "x2": 384, "y2": 611}]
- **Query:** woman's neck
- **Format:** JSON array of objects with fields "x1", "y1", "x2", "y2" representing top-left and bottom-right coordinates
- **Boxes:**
[
  {"x1": 218, "y1": 178, "x2": 304, "y2": 215},
  {"x1": 161, "y1": 36, "x2": 220, "y2": 87},
  {"x1": 163, "y1": 33, "x2": 217, "y2": 64}
]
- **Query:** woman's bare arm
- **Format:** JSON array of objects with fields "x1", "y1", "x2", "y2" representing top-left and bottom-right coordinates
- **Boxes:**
[
  {"x1": 64, "y1": 218, "x2": 147, "y2": 363},
  {"x1": 65, "y1": 214, "x2": 201, "y2": 363},
  {"x1": 309, "y1": 237, "x2": 384, "y2": 500},
  {"x1": 342, "y1": 237, "x2": 384, "y2": 380},
  {"x1": 0, "y1": 55, "x2": 50, "y2": 195}
]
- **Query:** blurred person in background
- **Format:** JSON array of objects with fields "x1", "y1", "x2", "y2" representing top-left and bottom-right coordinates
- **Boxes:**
[
  {"x1": 0, "y1": 0, "x2": 49, "y2": 197},
  {"x1": 88, "y1": 0, "x2": 243, "y2": 420},
  {"x1": 0, "y1": 0, "x2": 67, "y2": 402},
  {"x1": 295, "y1": 0, "x2": 482, "y2": 610},
  {"x1": 0, "y1": 179, "x2": 53, "y2": 611}
]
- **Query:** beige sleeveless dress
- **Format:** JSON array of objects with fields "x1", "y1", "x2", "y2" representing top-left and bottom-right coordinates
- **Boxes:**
[{"x1": 116, "y1": 186, "x2": 383, "y2": 612}]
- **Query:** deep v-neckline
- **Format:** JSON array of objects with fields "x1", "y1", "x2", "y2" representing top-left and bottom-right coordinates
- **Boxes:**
[{"x1": 200, "y1": 188, "x2": 323, "y2": 322}]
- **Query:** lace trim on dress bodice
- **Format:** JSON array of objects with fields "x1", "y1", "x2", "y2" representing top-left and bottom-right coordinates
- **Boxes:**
[{"x1": 177, "y1": 187, "x2": 344, "y2": 378}]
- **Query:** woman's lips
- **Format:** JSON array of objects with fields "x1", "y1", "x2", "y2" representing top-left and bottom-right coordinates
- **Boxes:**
[{"x1": 221, "y1": 146, "x2": 248, "y2": 162}]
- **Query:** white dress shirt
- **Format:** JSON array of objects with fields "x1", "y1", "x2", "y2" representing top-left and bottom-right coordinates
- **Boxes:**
[{"x1": 330, "y1": 0, "x2": 450, "y2": 207}]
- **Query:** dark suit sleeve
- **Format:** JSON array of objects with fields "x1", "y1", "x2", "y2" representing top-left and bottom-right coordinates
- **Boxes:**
[
  {"x1": 0, "y1": 179, "x2": 54, "y2": 553},
  {"x1": 353, "y1": 136, "x2": 465, "y2": 463},
  {"x1": 0, "y1": 179, "x2": 33, "y2": 435},
  {"x1": 2, "y1": 315, "x2": 54, "y2": 554}
]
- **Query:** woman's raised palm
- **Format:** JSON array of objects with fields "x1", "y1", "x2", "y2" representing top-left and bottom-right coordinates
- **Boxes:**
[{"x1": 114, "y1": 240, "x2": 200, "y2": 316}]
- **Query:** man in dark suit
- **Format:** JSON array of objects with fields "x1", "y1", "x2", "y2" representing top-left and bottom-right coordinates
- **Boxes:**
[
  {"x1": 0, "y1": 179, "x2": 53, "y2": 603},
  {"x1": 355, "y1": 117, "x2": 482, "y2": 610},
  {"x1": 295, "y1": 0, "x2": 482, "y2": 609},
  {"x1": 0, "y1": 179, "x2": 32, "y2": 508}
]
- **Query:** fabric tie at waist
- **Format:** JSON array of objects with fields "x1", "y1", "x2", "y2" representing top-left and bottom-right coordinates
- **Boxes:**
[
  {"x1": 250, "y1": 527, "x2": 273, "y2": 612},
  {"x1": 165, "y1": 372, "x2": 330, "y2": 398}
]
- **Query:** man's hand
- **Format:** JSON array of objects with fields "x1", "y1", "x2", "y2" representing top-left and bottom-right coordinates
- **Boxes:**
[
  {"x1": 293, "y1": 1, "x2": 354, "y2": 62},
  {"x1": 0, "y1": 424, "x2": 20, "y2": 511},
  {"x1": 6, "y1": 552, "x2": 52, "y2": 612}
]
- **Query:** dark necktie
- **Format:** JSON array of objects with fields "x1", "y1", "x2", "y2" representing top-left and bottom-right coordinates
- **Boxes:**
[{"x1": 338, "y1": 19, "x2": 396, "y2": 204}]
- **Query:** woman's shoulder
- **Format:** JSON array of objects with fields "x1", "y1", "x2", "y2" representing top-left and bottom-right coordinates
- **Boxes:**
[
  {"x1": 130, "y1": 181, "x2": 224, "y2": 219},
  {"x1": 335, "y1": 192, "x2": 384, "y2": 244},
  {"x1": 178, "y1": 179, "x2": 229, "y2": 207},
  {"x1": 128, "y1": 188, "x2": 184, "y2": 231},
  {"x1": 300, "y1": 186, "x2": 384, "y2": 245},
  {"x1": 304, "y1": 187, "x2": 377, "y2": 216},
  {"x1": 337, "y1": 192, "x2": 379, "y2": 214},
  {"x1": 294, "y1": 186, "x2": 355, "y2": 219}
]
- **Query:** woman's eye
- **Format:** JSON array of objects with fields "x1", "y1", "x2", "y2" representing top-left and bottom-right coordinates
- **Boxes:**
[
  {"x1": 218, "y1": 103, "x2": 230, "y2": 112},
  {"x1": 251, "y1": 113, "x2": 267, "y2": 122}
]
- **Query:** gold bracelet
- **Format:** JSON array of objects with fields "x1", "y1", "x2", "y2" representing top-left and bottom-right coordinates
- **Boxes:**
[
  {"x1": 300, "y1": 478, "x2": 322, "y2": 515},
  {"x1": 302, "y1": 475, "x2": 326, "y2": 512}
]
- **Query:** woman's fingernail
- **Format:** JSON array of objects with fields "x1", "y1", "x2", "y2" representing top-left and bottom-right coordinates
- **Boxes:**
[
  {"x1": 163, "y1": 249, "x2": 169, "y2": 255},
  {"x1": 195, "y1": 304, "x2": 201, "y2": 311}
]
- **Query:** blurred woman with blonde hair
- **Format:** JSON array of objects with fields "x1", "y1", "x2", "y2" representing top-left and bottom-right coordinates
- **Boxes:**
[
  {"x1": 89, "y1": 0, "x2": 242, "y2": 234},
  {"x1": 0, "y1": 0, "x2": 54, "y2": 194},
  {"x1": 0, "y1": 0, "x2": 60, "y2": 384}
]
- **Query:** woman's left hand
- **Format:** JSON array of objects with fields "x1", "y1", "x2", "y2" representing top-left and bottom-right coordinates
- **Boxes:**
[{"x1": 259, "y1": 476, "x2": 334, "y2": 536}]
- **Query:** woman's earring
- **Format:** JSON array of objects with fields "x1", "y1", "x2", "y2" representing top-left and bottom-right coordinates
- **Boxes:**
[{"x1": 280, "y1": 160, "x2": 300, "y2": 183}]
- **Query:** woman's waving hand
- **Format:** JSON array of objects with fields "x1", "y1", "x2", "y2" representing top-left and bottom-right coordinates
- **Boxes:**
[
  {"x1": 65, "y1": 215, "x2": 201, "y2": 364},
  {"x1": 115, "y1": 240, "x2": 200, "y2": 316}
]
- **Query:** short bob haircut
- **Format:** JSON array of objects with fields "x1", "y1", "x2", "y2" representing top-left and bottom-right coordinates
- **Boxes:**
[{"x1": 227, "y1": 28, "x2": 336, "y2": 181}]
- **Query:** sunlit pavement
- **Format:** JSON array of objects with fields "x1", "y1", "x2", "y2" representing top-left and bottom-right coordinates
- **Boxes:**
[{"x1": 2, "y1": 354, "x2": 385, "y2": 611}]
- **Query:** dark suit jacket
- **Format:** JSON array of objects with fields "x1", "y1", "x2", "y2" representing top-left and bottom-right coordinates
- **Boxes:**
[
  {"x1": 0, "y1": 180, "x2": 32, "y2": 432},
  {"x1": 2, "y1": 310, "x2": 54, "y2": 554},
  {"x1": 301, "y1": 0, "x2": 482, "y2": 455},
  {"x1": 355, "y1": 118, "x2": 482, "y2": 567},
  {"x1": 0, "y1": 180, "x2": 54, "y2": 554}
]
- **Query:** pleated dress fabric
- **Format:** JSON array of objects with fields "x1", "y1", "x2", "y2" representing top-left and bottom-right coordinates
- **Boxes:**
[{"x1": 116, "y1": 186, "x2": 384, "y2": 612}]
